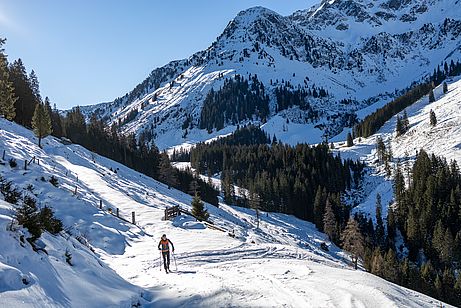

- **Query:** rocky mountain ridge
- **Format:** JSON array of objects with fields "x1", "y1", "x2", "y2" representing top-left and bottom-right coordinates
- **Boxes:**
[{"x1": 79, "y1": 0, "x2": 461, "y2": 150}]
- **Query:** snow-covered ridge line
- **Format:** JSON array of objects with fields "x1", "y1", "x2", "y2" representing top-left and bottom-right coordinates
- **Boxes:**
[{"x1": 76, "y1": 0, "x2": 461, "y2": 153}]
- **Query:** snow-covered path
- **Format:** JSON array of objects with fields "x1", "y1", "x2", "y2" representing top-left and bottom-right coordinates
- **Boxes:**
[
  {"x1": 0, "y1": 118, "x2": 452, "y2": 307},
  {"x1": 50, "y1": 147, "x2": 445, "y2": 307}
]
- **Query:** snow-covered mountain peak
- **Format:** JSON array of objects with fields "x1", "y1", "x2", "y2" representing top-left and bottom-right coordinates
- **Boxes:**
[
  {"x1": 218, "y1": 5, "x2": 293, "y2": 46},
  {"x1": 290, "y1": 0, "x2": 461, "y2": 33},
  {"x1": 78, "y1": 0, "x2": 461, "y2": 151},
  {"x1": 234, "y1": 6, "x2": 280, "y2": 21}
]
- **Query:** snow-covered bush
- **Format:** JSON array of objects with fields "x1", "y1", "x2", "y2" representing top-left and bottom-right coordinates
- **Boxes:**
[
  {"x1": 49, "y1": 176, "x2": 59, "y2": 187},
  {"x1": 8, "y1": 158, "x2": 17, "y2": 168},
  {"x1": 0, "y1": 176, "x2": 21, "y2": 204},
  {"x1": 65, "y1": 249, "x2": 72, "y2": 266}
]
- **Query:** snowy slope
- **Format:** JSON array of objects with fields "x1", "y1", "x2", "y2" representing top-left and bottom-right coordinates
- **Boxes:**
[
  {"x1": 336, "y1": 76, "x2": 461, "y2": 221},
  {"x1": 79, "y1": 0, "x2": 461, "y2": 151},
  {"x1": 0, "y1": 119, "x2": 452, "y2": 306},
  {"x1": 0, "y1": 200, "x2": 147, "y2": 307}
]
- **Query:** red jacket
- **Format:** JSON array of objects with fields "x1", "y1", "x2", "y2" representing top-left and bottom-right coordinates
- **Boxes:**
[{"x1": 158, "y1": 238, "x2": 174, "y2": 252}]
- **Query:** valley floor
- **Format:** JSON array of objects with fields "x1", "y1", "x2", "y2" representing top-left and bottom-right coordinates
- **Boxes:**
[{"x1": 0, "y1": 108, "x2": 454, "y2": 307}]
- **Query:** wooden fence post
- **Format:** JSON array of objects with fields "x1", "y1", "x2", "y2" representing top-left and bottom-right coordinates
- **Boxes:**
[
  {"x1": 24, "y1": 160, "x2": 27, "y2": 170},
  {"x1": 2, "y1": 150, "x2": 5, "y2": 160},
  {"x1": 74, "y1": 186, "x2": 77, "y2": 195},
  {"x1": 132, "y1": 212, "x2": 136, "y2": 225},
  {"x1": 37, "y1": 159, "x2": 39, "y2": 165},
  {"x1": 99, "y1": 200, "x2": 102, "y2": 209},
  {"x1": 116, "y1": 208, "x2": 119, "y2": 217}
]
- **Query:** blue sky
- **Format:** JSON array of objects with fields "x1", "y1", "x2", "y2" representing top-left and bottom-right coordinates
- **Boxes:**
[{"x1": 0, "y1": 0, "x2": 314, "y2": 109}]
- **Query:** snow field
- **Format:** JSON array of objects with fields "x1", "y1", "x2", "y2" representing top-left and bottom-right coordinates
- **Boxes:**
[{"x1": 0, "y1": 117, "x2": 452, "y2": 307}]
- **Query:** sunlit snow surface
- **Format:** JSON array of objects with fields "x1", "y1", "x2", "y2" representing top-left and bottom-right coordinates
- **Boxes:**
[{"x1": 1, "y1": 78, "x2": 457, "y2": 307}]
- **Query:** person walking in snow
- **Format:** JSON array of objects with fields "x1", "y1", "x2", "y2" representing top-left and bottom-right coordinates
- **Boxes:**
[{"x1": 158, "y1": 234, "x2": 175, "y2": 273}]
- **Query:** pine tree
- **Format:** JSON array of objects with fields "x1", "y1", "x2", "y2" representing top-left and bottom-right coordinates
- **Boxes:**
[
  {"x1": 15, "y1": 196, "x2": 41, "y2": 242},
  {"x1": 29, "y1": 70, "x2": 41, "y2": 103},
  {"x1": 429, "y1": 109, "x2": 437, "y2": 126},
  {"x1": 375, "y1": 193, "x2": 385, "y2": 248},
  {"x1": 314, "y1": 186, "x2": 327, "y2": 230},
  {"x1": 442, "y1": 82, "x2": 448, "y2": 94},
  {"x1": 323, "y1": 198, "x2": 337, "y2": 241},
  {"x1": 395, "y1": 116, "x2": 404, "y2": 136},
  {"x1": 346, "y1": 132, "x2": 354, "y2": 147},
  {"x1": 455, "y1": 275, "x2": 461, "y2": 300},
  {"x1": 434, "y1": 274, "x2": 443, "y2": 297},
  {"x1": 402, "y1": 110, "x2": 409, "y2": 132},
  {"x1": 9, "y1": 58, "x2": 37, "y2": 127},
  {"x1": 31, "y1": 102, "x2": 51, "y2": 148},
  {"x1": 249, "y1": 189, "x2": 262, "y2": 229},
  {"x1": 454, "y1": 231, "x2": 461, "y2": 263},
  {"x1": 222, "y1": 170, "x2": 234, "y2": 205},
  {"x1": 442, "y1": 267, "x2": 455, "y2": 300},
  {"x1": 440, "y1": 228, "x2": 454, "y2": 264},
  {"x1": 370, "y1": 247, "x2": 384, "y2": 276},
  {"x1": 158, "y1": 152, "x2": 177, "y2": 188},
  {"x1": 432, "y1": 220, "x2": 444, "y2": 259},
  {"x1": 400, "y1": 258, "x2": 411, "y2": 286},
  {"x1": 383, "y1": 249, "x2": 399, "y2": 283},
  {"x1": 428, "y1": 89, "x2": 435, "y2": 103},
  {"x1": 0, "y1": 41, "x2": 17, "y2": 120},
  {"x1": 376, "y1": 136, "x2": 386, "y2": 163},
  {"x1": 39, "y1": 206, "x2": 63, "y2": 234},
  {"x1": 341, "y1": 217, "x2": 366, "y2": 269},
  {"x1": 45, "y1": 99, "x2": 63, "y2": 138},
  {"x1": 421, "y1": 260, "x2": 435, "y2": 291},
  {"x1": 64, "y1": 106, "x2": 87, "y2": 144},
  {"x1": 191, "y1": 192, "x2": 209, "y2": 221}
]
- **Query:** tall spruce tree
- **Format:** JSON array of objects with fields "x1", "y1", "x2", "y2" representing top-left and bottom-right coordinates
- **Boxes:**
[
  {"x1": 428, "y1": 89, "x2": 435, "y2": 103},
  {"x1": 249, "y1": 189, "x2": 262, "y2": 229},
  {"x1": 0, "y1": 40, "x2": 17, "y2": 120},
  {"x1": 375, "y1": 193, "x2": 385, "y2": 248},
  {"x1": 191, "y1": 192, "x2": 209, "y2": 221},
  {"x1": 29, "y1": 70, "x2": 41, "y2": 103},
  {"x1": 323, "y1": 197, "x2": 337, "y2": 241},
  {"x1": 402, "y1": 110, "x2": 409, "y2": 132},
  {"x1": 9, "y1": 58, "x2": 36, "y2": 126},
  {"x1": 64, "y1": 106, "x2": 87, "y2": 144},
  {"x1": 222, "y1": 170, "x2": 235, "y2": 205},
  {"x1": 42, "y1": 97, "x2": 63, "y2": 138},
  {"x1": 346, "y1": 132, "x2": 354, "y2": 147},
  {"x1": 341, "y1": 217, "x2": 366, "y2": 269},
  {"x1": 31, "y1": 102, "x2": 51, "y2": 148},
  {"x1": 376, "y1": 136, "x2": 386, "y2": 163},
  {"x1": 158, "y1": 152, "x2": 177, "y2": 188},
  {"x1": 314, "y1": 186, "x2": 327, "y2": 230}
]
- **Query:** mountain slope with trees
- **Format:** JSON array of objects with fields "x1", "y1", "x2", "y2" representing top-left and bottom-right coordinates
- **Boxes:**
[{"x1": 78, "y1": 0, "x2": 461, "y2": 150}]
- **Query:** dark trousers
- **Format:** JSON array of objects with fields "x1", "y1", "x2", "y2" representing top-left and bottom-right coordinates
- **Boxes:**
[{"x1": 162, "y1": 251, "x2": 170, "y2": 270}]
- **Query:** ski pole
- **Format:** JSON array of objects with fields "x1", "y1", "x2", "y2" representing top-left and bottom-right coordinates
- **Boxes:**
[
  {"x1": 159, "y1": 251, "x2": 162, "y2": 272},
  {"x1": 172, "y1": 251, "x2": 177, "y2": 271}
]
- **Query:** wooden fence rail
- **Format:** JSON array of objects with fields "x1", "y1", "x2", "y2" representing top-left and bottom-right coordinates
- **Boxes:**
[{"x1": 1, "y1": 147, "x2": 137, "y2": 226}]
